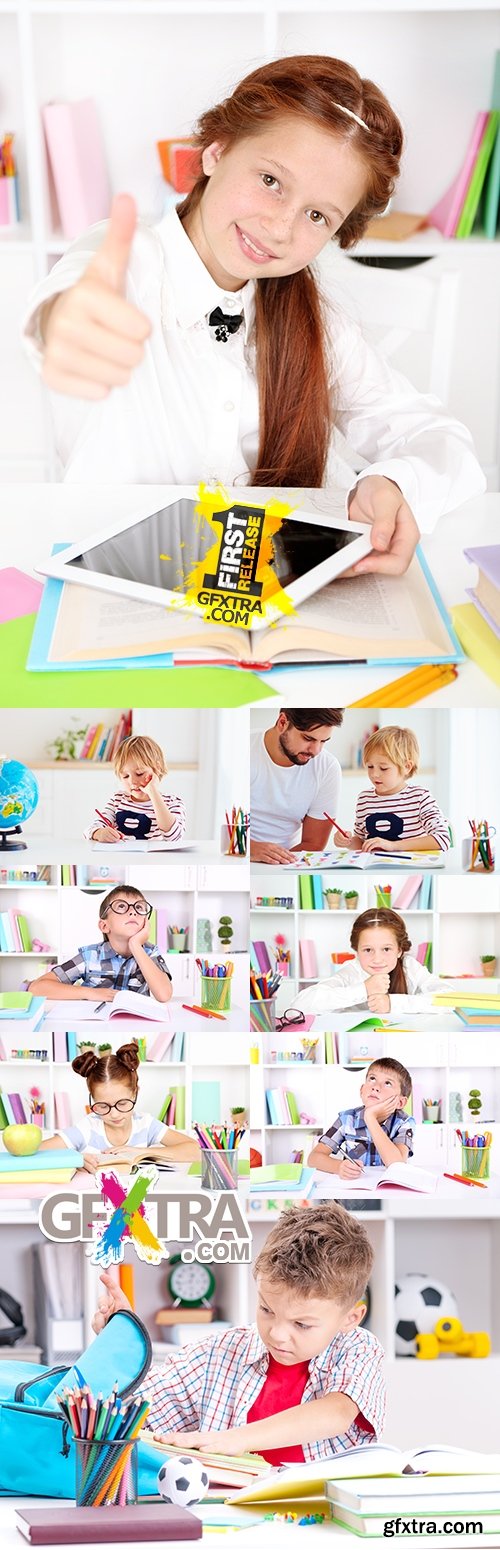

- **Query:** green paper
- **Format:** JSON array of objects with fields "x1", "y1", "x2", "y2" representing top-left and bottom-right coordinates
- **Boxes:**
[
  {"x1": 0, "y1": 614, "x2": 277, "y2": 709},
  {"x1": 0, "y1": 993, "x2": 32, "y2": 1010},
  {"x1": 347, "y1": 1017, "x2": 385, "y2": 1032}
]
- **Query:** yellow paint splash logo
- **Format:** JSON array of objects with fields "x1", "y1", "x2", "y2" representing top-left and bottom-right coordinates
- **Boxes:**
[{"x1": 184, "y1": 484, "x2": 297, "y2": 629}]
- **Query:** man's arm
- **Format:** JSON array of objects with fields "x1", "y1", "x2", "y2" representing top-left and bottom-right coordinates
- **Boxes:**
[{"x1": 294, "y1": 816, "x2": 332, "y2": 851}]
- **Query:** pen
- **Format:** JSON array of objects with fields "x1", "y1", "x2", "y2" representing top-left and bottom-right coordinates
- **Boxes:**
[
  {"x1": 323, "y1": 811, "x2": 350, "y2": 840},
  {"x1": 93, "y1": 1002, "x2": 106, "y2": 1015}
]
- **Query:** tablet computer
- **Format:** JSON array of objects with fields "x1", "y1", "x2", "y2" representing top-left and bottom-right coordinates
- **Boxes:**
[{"x1": 36, "y1": 487, "x2": 371, "y2": 630}]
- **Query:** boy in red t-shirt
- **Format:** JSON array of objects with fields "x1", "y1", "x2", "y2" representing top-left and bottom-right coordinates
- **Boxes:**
[{"x1": 93, "y1": 1203, "x2": 385, "y2": 1464}]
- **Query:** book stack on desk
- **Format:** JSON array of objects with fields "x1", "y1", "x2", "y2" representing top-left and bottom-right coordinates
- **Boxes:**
[
  {"x1": 0, "y1": 1149, "x2": 83, "y2": 1189},
  {"x1": 452, "y1": 545, "x2": 500, "y2": 687}
]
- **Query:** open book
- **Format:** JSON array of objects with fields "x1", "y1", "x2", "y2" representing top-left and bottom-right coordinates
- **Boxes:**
[
  {"x1": 48, "y1": 990, "x2": 172, "y2": 1022},
  {"x1": 338, "y1": 1164, "x2": 438, "y2": 1194},
  {"x1": 234, "y1": 1444, "x2": 500, "y2": 1505},
  {"x1": 283, "y1": 850, "x2": 445, "y2": 870},
  {"x1": 42, "y1": 541, "x2": 459, "y2": 669}
]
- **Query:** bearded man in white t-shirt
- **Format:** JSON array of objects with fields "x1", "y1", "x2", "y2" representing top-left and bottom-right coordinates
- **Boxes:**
[{"x1": 250, "y1": 708, "x2": 344, "y2": 864}]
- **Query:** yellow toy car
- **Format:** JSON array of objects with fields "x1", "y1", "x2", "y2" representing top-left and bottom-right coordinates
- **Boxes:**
[{"x1": 415, "y1": 1316, "x2": 490, "y2": 1359}]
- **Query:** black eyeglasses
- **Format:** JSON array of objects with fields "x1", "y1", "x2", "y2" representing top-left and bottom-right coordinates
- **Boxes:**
[
  {"x1": 276, "y1": 1010, "x2": 306, "y2": 1030},
  {"x1": 90, "y1": 1098, "x2": 137, "y2": 1116},
  {"x1": 101, "y1": 900, "x2": 152, "y2": 919}
]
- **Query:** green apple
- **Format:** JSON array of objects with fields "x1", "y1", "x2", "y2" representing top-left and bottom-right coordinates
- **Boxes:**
[{"x1": 2, "y1": 1124, "x2": 42, "y2": 1156}]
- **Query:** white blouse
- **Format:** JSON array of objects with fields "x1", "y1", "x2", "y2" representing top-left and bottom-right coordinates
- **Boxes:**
[
  {"x1": 292, "y1": 954, "x2": 444, "y2": 1015},
  {"x1": 23, "y1": 208, "x2": 485, "y2": 526}
]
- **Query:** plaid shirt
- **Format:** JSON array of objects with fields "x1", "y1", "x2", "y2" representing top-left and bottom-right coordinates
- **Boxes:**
[
  {"x1": 52, "y1": 940, "x2": 171, "y2": 995},
  {"x1": 140, "y1": 1323, "x2": 386, "y2": 1461},
  {"x1": 320, "y1": 1105, "x2": 414, "y2": 1166}
]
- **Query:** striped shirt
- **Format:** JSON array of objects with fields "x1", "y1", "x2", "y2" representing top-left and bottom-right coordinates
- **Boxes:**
[
  {"x1": 353, "y1": 784, "x2": 450, "y2": 850},
  {"x1": 319, "y1": 1105, "x2": 415, "y2": 1165},
  {"x1": 52, "y1": 939, "x2": 171, "y2": 994},
  {"x1": 140, "y1": 1323, "x2": 386, "y2": 1461},
  {"x1": 87, "y1": 790, "x2": 186, "y2": 843}
]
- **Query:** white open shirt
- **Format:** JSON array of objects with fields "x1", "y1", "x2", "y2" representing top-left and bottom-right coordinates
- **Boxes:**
[{"x1": 23, "y1": 206, "x2": 485, "y2": 527}]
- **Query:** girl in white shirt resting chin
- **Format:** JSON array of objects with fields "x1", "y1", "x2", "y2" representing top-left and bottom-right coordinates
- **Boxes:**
[
  {"x1": 292, "y1": 908, "x2": 443, "y2": 1016},
  {"x1": 24, "y1": 55, "x2": 484, "y2": 568}
]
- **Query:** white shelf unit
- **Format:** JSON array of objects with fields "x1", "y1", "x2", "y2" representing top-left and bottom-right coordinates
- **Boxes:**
[
  {"x1": 0, "y1": 862, "x2": 249, "y2": 1004},
  {"x1": 3, "y1": 1201, "x2": 500, "y2": 1447},
  {"x1": 1, "y1": 0, "x2": 499, "y2": 477},
  {"x1": 0, "y1": 1027, "x2": 252, "y2": 1137},
  {"x1": 249, "y1": 1022, "x2": 500, "y2": 1169},
  {"x1": 251, "y1": 868, "x2": 500, "y2": 1002}
]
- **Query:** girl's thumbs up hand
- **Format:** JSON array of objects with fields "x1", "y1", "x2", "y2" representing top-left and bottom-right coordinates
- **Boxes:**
[{"x1": 41, "y1": 193, "x2": 151, "y2": 399}]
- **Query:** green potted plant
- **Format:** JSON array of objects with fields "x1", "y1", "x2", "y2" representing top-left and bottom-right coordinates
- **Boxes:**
[
  {"x1": 46, "y1": 719, "x2": 89, "y2": 761},
  {"x1": 480, "y1": 954, "x2": 497, "y2": 979},
  {"x1": 230, "y1": 1103, "x2": 247, "y2": 1126},
  {"x1": 324, "y1": 887, "x2": 342, "y2": 911},
  {"x1": 77, "y1": 1039, "x2": 96, "y2": 1054},
  {"x1": 344, "y1": 889, "x2": 359, "y2": 911},
  {"x1": 97, "y1": 1042, "x2": 112, "y2": 1054},
  {"x1": 468, "y1": 1088, "x2": 482, "y2": 1121},
  {"x1": 218, "y1": 915, "x2": 234, "y2": 948}
]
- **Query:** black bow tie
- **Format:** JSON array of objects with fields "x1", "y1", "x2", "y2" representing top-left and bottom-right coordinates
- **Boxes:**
[{"x1": 208, "y1": 306, "x2": 243, "y2": 342}]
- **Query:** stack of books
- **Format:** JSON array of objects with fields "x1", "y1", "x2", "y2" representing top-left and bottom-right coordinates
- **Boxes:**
[
  {"x1": 452, "y1": 545, "x2": 500, "y2": 688},
  {"x1": 265, "y1": 1088, "x2": 304, "y2": 1126},
  {"x1": 0, "y1": 1149, "x2": 83, "y2": 1190},
  {"x1": 327, "y1": 1470, "x2": 500, "y2": 1537},
  {"x1": 73, "y1": 710, "x2": 132, "y2": 762},
  {"x1": 0, "y1": 993, "x2": 45, "y2": 1034}
]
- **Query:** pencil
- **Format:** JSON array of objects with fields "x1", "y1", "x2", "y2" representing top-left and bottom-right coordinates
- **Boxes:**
[
  {"x1": 350, "y1": 664, "x2": 458, "y2": 709},
  {"x1": 181, "y1": 1003, "x2": 226, "y2": 1021},
  {"x1": 323, "y1": 811, "x2": 350, "y2": 839}
]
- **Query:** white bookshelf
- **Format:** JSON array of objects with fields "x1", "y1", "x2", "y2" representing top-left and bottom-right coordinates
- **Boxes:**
[
  {"x1": 2, "y1": 1202, "x2": 500, "y2": 1446},
  {"x1": 0, "y1": 862, "x2": 249, "y2": 1003},
  {"x1": 1, "y1": 0, "x2": 499, "y2": 477}
]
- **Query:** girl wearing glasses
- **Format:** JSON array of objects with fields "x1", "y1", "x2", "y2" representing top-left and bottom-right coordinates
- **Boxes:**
[
  {"x1": 39, "y1": 1040, "x2": 198, "y2": 1174},
  {"x1": 27, "y1": 885, "x2": 173, "y2": 1003}
]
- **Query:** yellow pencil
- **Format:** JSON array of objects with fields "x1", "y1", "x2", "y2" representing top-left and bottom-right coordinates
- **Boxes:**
[{"x1": 350, "y1": 663, "x2": 458, "y2": 709}]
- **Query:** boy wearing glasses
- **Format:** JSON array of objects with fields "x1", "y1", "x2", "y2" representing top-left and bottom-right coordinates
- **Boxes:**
[
  {"x1": 27, "y1": 885, "x2": 173, "y2": 1003},
  {"x1": 39, "y1": 1038, "x2": 198, "y2": 1173}
]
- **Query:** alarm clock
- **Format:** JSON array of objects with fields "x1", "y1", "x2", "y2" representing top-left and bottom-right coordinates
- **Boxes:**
[{"x1": 167, "y1": 1254, "x2": 216, "y2": 1308}]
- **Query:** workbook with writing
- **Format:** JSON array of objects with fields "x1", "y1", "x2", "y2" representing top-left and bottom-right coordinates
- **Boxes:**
[
  {"x1": 47, "y1": 990, "x2": 172, "y2": 1022},
  {"x1": 338, "y1": 1163, "x2": 438, "y2": 1194}
]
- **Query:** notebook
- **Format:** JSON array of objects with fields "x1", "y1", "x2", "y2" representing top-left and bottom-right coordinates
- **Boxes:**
[
  {"x1": 29, "y1": 543, "x2": 461, "y2": 670},
  {"x1": 48, "y1": 991, "x2": 172, "y2": 1022},
  {"x1": 451, "y1": 603, "x2": 500, "y2": 688},
  {"x1": 338, "y1": 1164, "x2": 438, "y2": 1195},
  {"x1": 234, "y1": 1444, "x2": 500, "y2": 1505},
  {"x1": 327, "y1": 1474, "x2": 500, "y2": 1513},
  {"x1": 15, "y1": 1504, "x2": 201, "y2": 1543},
  {"x1": 464, "y1": 544, "x2": 500, "y2": 637},
  {"x1": 283, "y1": 851, "x2": 444, "y2": 870}
]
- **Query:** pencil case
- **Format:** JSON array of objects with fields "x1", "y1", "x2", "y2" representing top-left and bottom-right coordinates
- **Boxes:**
[{"x1": 0, "y1": 1310, "x2": 162, "y2": 1499}]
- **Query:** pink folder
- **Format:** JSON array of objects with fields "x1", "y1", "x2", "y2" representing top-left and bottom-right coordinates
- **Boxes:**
[
  {"x1": 42, "y1": 98, "x2": 111, "y2": 240},
  {"x1": 428, "y1": 113, "x2": 488, "y2": 237}
]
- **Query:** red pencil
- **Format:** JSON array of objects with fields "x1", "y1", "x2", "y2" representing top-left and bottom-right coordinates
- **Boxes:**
[
  {"x1": 95, "y1": 809, "x2": 124, "y2": 840},
  {"x1": 324, "y1": 811, "x2": 350, "y2": 840},
  {"x1": 443, "y1": 1172, "x2": 487, "y2": 1189},
  {"x1": 182, "y1": 1003, "x2": 226, "y2": 1022}
]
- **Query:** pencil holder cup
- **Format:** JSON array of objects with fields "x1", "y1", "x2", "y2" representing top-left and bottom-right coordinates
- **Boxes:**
[
  {"x1": 201, "y1": 1147, "x2": 238, "y2": 1191},
  {"x1": 75, "y1": 1437, "x2": 138, "y2": 1508},
  {"x1": 462, "y1": 837, "x2": 495, "y2": 873},
  {"x1": 422, "y1": 1101, "x2": 441, "y2": 1123},
  {"x1": 461, "y1": 1143, "x2": 491, "y2": 1181},
  {"x1": 221, "y1": 820, "x2": 248, "y2": 857},
  {"x1": 250, "y1": 998, "x2": 276, "y2": 1033},
  {"x1": 168, "y1": 927, "x2": 188, "y2": 952},
  {"x1": 200, "y1": 973, "x2": 232, "y2": 1011}
]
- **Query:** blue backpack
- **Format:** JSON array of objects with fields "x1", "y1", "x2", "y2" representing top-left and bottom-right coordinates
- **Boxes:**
[{"x1": 0, "y1": 1310, "x2": 163, "y2": 1498}]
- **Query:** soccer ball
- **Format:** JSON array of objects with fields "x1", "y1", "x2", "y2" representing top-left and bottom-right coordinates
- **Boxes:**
[
  {"x1": 394, "y1": 1273, "x2": 459, "y2": 1357},
  {"x1": 157, "y1": 1455, "x2": 209, "y2": 1507}
]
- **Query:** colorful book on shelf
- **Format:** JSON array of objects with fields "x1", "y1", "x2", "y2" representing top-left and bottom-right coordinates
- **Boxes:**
[
  {"x1": 464, "y1": 545, "x2": 500, "y2": 638},
  {"x1": 392, "y1": 875, "x2": 423, "y2": 910},
  {"x1": 428, "y1": 111, "x2": 490, "y2": 237},
  {"x1": 484, "y1": 54, "x2": 500, "y2": 238},
  {"x1": 451, "y1": 602, "x2": 500, "y2": 687},
  {"x1": 147, "y1": 1027, "x2": 175, "y2": 1061},
  {"x1": 42, "y1": 97, "x2": 111, "y2": 242},
  {"x1": 54, "y1": 1092, "x2": 72, "y2": 1129},
  {"x1": 7, "y1": 1092, "x2": 28, "y2": 1124},
  {"x1": 251, "y1": 940, "x2": 273, "y2": 974},
  {"x1": 66, "y1": 1031, "x2": 78, "y2": 1061},
  {"x1": 311, "y1": 874, "x2": 324, "y2": 909},
  {"x1": 456, "y1": 111, "x2": 500, "y2": 237},
  {"x1": 325, "y1": 1029, "x2": 337, "y2": 1064},
  {"x1": 298, "y1": 874, "x2": 313, "y2": 909},
  {"x1": 299, "y1": 939, "x2": 318, "y2": 978},
  {"x1": 31, "y1": 539, "x2": 462, "y2": 670}
]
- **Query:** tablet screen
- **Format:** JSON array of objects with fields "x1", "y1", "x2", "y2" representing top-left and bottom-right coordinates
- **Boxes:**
[
  {"x1": 268, "y1": 517, "x2": 359, "y2": 586},
  {"x1": 66, "y1": 502, "x2": 360, "y2": 593}
]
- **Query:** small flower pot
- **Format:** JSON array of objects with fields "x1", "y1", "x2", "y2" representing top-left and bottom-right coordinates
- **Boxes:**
[
  {"x1": 344, "y1": 894, "x2": 359, "y2": 911},
  {"x1": 481, "y1": 959, "x2": 497, "y2": 979},
  {"x1": 325, "y1": 893, "x2": 342, "y2": 910}
]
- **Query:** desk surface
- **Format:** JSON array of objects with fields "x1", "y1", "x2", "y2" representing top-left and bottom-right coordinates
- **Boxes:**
[
  {"x1": 0, "y1": 1497, "x2": 487, "y2": 1549},
  {"x1": 43, "y1": 999, "x2": 248, "y2": 1033},
  {"x1": 0, "y1": 486, "x2": 499, "y2": 707},
  {"x1": 20, "y1": 838, "x2": 249, "y2": 870}
]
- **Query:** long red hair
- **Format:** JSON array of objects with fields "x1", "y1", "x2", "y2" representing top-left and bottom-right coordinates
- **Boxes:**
[{"x1": 178, "y1": 56, "x2": 403, "y2": 487}]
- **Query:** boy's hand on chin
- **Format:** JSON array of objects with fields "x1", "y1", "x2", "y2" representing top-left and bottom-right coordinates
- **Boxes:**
[
  {"x1": 345, "y1": 476, "x2": 419, "y2": 578},
  {"x1": 129, "y1": 920, "x2": 150, "y2": 952},
  {"x1": 365, "y1": 1094, "x2": 400, "y2": 1125}
]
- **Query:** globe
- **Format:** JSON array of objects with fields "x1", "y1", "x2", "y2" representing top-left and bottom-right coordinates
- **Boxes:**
[{"x1": 0, "y1": 759, "x2": 39, "y2": 848}]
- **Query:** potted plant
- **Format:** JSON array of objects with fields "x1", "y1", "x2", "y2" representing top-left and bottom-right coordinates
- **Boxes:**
[
  {"x1": 344, "y1": 889, "x2": 359, "y2": 911},
  {"x1": 97, "y1": 1042, "x2": 112, "y2": 1054},
  {"x1": 480, "y1": 954, "x2": 497, "y2": 979},
  {"x1": 77, "y1": 1040, "x2": 97, "y2": 1054},
  {"x1": 46, "y1": 719, "x2": 89, "y2": 761},
  {"x1": 324, "y1": 887, "x2": 342, "y2": 910},
  {"x1": 468, "y1": 1088, "x2": 482, "y2": 1121},
  {"x1": 218, "y1": 915, "x2": 234, "y2": 948},
  {"x1": 230, "y1": 1103, "x2": 247, "y2": 1126}
]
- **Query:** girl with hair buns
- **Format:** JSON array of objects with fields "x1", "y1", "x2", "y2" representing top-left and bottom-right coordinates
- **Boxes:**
[
  {"x1": 38, "y1": 1040, "x2": 198, "y2": 1174},
  {"x1": 292, "y1": 907, "x2": 445, "y2": 1016},
  {"x1": 25, "y1": 55, "x2": 483, "y2": 569}
]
